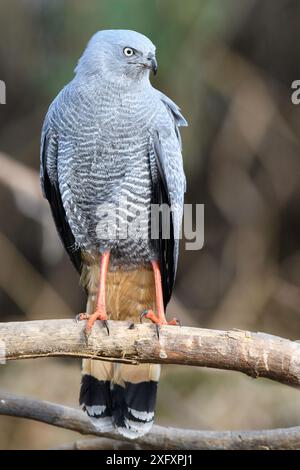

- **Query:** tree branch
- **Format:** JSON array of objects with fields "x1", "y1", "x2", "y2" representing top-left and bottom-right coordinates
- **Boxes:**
[
  {"x1": 1, "y1": 391, "x2": 300, "y2": 450},
  {"x1": 1, "y1": 319, "x2": 300, "y2": 386},
  {"x1": 55, "y1": 437, "x2": 143, "y2": 450}
]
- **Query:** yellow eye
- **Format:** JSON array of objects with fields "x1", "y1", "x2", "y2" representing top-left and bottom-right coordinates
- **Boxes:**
[{"x1": 123, "y1": 47, "x2": 134, "y2": 57}]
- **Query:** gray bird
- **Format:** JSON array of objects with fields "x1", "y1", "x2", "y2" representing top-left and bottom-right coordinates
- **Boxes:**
[{"x1": 40, "y1": 29, "x2": 187, "y2": 438}]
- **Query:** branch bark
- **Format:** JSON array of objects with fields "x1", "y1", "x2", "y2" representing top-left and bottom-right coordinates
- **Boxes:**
[
  {"x1": 55, "y1": 437, "x2": 143, "y2": 450},
  {"x1": 1, "y1": 319, "x2": 300, "y2": 386},
  {"x1": 1, "y1": 392, "x2": 300, "y2": 450}
]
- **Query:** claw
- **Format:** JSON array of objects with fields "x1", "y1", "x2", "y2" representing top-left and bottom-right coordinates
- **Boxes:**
[
  {"x1": 128, "y1": 322, "x2": 135, "y2": 330},
  {"x1": 103, "y1": 319, "x2": 110, "y2": 336},
  {"x1": 75, "y1": 313, "x2": 89, "y2": 323},
  {"x1": 77, "y1": 307, "x2": 110, "y2": 339},
  {"x1": 140, "y1": 309, "x2": 148, "y2": 323},
  {"x1": 84, "y1": 319, "x2": 109, "y2": 340},
  {"x1": 140, "y1": 310, "x2": 160, "y2": 339},
  {"x1": 140, "y1": 309, "x2": 180, "y2": 329}
]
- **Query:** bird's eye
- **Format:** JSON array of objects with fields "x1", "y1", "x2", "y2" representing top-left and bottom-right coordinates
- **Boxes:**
[{"x1": 123, "y1": 47, "x2": 134, "y2": 57}]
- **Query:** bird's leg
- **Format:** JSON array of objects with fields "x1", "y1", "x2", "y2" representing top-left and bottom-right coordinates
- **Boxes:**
[
  {"x1": 77, "y1": 251, "x2": 110, "y2": 336},
  {"x1": 140, "y1": 260, "x2": 179, "y2": 326}
]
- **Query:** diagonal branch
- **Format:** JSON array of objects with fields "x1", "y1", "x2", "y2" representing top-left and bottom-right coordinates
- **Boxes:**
[
  {"x1": 1, "y1": 391, "x2": 300, "y2": 450},
  {"x1": 0, "y1": 319, "x2": 300, "y2": 386}
]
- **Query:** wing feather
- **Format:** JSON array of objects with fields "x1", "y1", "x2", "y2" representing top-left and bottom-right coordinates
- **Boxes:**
[
  {"x1": 150, "y1": 92, "x2": 188, "y2": 307},
  {"x1": 41, "y1": 127, "x2": 82, "y2": 272}
]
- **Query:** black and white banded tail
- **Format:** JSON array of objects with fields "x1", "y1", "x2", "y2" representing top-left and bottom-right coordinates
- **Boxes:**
[{"x1": 80, "y1": 360, "x2": 160, "y2": 438}]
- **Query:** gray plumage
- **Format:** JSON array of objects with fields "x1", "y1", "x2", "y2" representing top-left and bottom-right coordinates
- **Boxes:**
[
  {"x1": 40, "y1": 30, "x2": 187, "y2": 438},
  {"x1": 41, "y1": 29, "x2": 187, "y2": 276}
]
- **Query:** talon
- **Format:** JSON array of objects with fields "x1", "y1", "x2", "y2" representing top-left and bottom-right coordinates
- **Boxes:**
[
  {"x1": 84, "y1": 318, "x2": 109, "y2": 338},
  {"x1": 140, "y1": 309, "x2": 179, "y2": 327},
  {"x1": 103, "y1": 319, "x2": 110, "y2": 336},
  {"x1": 155, "y1": 324, "x2": 160, "y2": 340},
  {"x1": 83, "y1": 308, "x2": 109, "y2": 337},
  {"x1": 75, "y1": 313, "x2": 89, "y2": 323},
  {"x1": 128, "y1": 322, "x2": 135, "y2": 330},
  {"x1": 140, "y1": 309, "x2": 149, "y2": 323},
  {"x1": 140, "y1": 309, "x2": 158, "y2": 324}
]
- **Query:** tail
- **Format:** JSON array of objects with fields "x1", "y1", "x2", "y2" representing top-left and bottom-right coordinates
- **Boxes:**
[
  {"x1": 79, "y1": 261, "x2": 160, "y2": 438},
  {"x1": 80, "y1": 360, "x2": 160, "y2": 438}
]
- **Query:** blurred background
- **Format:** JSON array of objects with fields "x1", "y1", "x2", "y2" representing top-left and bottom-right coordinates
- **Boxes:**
[{"x1": 0, "y1": 0, "x2": 300, "y2": 449}]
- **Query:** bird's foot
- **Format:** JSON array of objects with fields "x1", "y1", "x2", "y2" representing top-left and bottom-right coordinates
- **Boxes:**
[
  {"x1": 140, "y1": 309, "x2": 180, "y2": 338},
  {"x1": 76, "y1": 309, "x2": 109, "y2": 337},
  {"x1": 140, "y1": 309, "x2": 179, "y2": 326}
]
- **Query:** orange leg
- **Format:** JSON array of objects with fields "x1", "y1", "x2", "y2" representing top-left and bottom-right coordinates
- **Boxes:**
[
  {"x1": 141, "y1": 260, "x2": 179, "y2": 326},
  {"x1": 77, "y1": 251, "x2": 110, "y2": 335}
]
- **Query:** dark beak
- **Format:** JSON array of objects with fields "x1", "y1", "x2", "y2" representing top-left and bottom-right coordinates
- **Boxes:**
[
  {"x1": 147, "y1": 55, "x2": 158, "y2": 75},
  {"x1": 151, "y1": 57, "x2": 158, "y2": 75}
]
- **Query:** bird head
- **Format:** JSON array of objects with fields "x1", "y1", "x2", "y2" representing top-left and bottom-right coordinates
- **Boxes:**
[{"x1": 75, "y1": 30, "x2": 157, "y2": 84}]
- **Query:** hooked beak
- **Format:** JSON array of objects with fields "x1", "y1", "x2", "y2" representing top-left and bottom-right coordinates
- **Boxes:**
[
  {"x1": 147, "y1": 54, "x2": 158, "y2": 76},
  {"x1": 151, "y1": 57, "x2": 158, "y2": 75}
]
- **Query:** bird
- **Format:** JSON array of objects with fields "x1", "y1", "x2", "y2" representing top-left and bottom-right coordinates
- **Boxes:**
[{"x1": 40, "y1": 29, "x2": 187, "y2": 439}]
